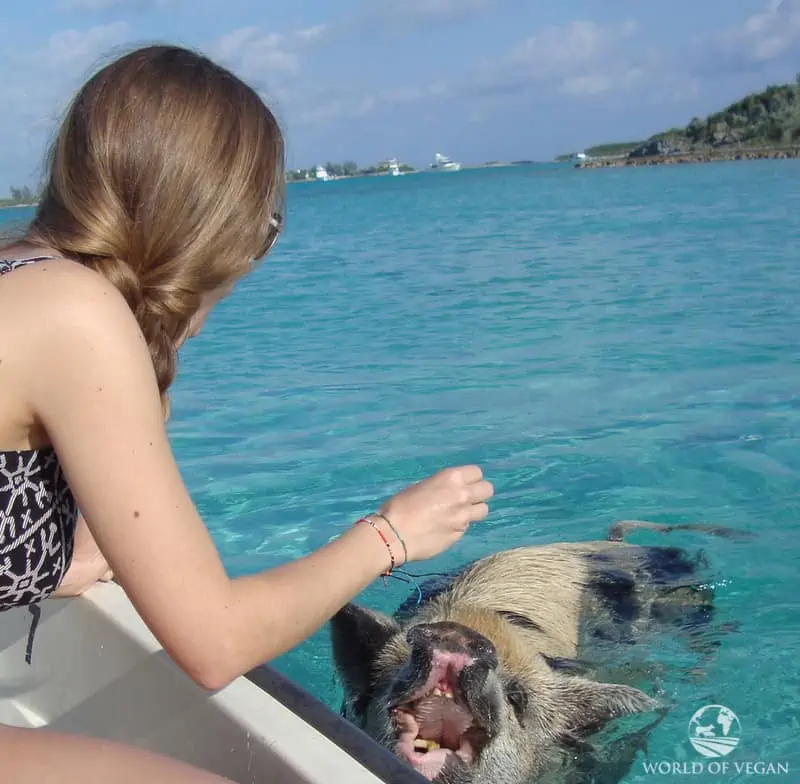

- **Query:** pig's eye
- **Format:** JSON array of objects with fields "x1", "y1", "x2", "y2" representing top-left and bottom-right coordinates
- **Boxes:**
[{"x1": 504, "y1": 678, "x2": 528, "y2": 724}]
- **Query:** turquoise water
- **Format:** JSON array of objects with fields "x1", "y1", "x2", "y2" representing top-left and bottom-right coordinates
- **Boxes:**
[{"x1": 3, "y1": 161, "x2": 798, "y2": 780}]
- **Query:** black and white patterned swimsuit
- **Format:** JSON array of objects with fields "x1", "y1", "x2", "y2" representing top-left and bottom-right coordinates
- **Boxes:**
[{"x1": 0, "y1": 256, "x2": 79, "y2": 612}]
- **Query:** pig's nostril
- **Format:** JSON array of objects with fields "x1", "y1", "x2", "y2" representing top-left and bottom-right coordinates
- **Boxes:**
[
  {"x1": 475, "y1": 640, "x2": 498, "y2": 666},
  {"x1": 477, "y1": 642, "x2": 491, "y2": 656}
]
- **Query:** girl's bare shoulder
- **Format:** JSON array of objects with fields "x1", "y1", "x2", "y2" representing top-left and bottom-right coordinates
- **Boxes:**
[{"x1": 0, "y1": 253, "x2": 141, "y2": 346}]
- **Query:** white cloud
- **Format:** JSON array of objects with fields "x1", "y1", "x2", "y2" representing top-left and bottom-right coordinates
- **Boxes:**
[
  {"x1": 5, "y1": 21, "x2": 131, "y2": 119},
  {"x1": 0, "y1": 22, "x2": 131, "y2": 188},
  {"x1": 61, "y1": 0, "x2": 172, "y2": 10},
  {"x1": 241, "y1": 17, "x2": 662, "y2": 130},
  {"x1": 494, "y1": 20, "x2": 640, "y2": 97},
  {"x1": 295, "y1": 24, "x2": 327, "y2": 44},
  {"x1": 210, "y1": 11, "x2": 652, "y2": 133},
  {"x1": 707, "y1": 0, "x2": 800, "y2": 66},
  {"x1": 285, "y1": 80, "x2": 450, "y2": 127},
  {"x1": 208, "y1": 22, "x2": 338, "y2": 131},
  {"x1": 211, "y1": 23, "x2": 328, "y2": 81},
  {"x1": 45, "y1": 22, "x2": 130, "y2": 72},
  {"x1": 351, "y1": 0, "x2": 498, "y2": 31},
  {"x1": 388, "y1": 0, "x2": 495, "y2": 23},
  {"x1": 561, "y1": 74, "x2": 613, "y2": 98},
  {"x1": 439, "y1": 19, "x2": 651, "y2": 106},
  {"x1": 212, "y1": 28, "x2": 300, "y2": 76}
]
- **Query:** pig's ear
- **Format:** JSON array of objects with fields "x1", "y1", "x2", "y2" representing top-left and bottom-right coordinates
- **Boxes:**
[
  {"x1": 554, "y1": 677, "x2": 662, "y2": 740},
  {"x1": 330, "y1": 602, "x2": 401, "y2": 699}
]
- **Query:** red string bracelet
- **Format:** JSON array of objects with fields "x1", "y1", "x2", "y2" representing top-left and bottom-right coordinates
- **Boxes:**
[{"x1": 356, "y1": 517, "x2": 395, "y2": 577}]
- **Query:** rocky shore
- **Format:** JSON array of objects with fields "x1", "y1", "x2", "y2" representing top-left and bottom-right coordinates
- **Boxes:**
[{"x1": 576, "y1": 146, "x2": 800, "y2": 169}]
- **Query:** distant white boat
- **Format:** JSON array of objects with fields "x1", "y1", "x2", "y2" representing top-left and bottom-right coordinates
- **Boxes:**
[
  {"x1": 430, "y1": 152, "x2": 461, "y2": 171},
  {"x1": 387, "y1": 158, "x2": 402, "y2": 176},
  {"x1": 314, "y1": 165, "x2": 330, "y2": 181}
]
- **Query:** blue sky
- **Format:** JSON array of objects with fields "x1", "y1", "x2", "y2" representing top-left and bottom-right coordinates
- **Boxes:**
[{"x1": 1, "y1": 0, "x2": 799, "y2": 192}]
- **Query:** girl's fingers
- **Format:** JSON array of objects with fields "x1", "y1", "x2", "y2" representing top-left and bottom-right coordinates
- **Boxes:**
[
  {"x1": 466, "y1": 502, "x2": 490, "y2": 524},
  {"x1": 469, "y1": 480, "x2": 494, "y2": 504}
]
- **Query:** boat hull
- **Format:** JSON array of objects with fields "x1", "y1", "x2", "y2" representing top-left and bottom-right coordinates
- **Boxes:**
[{"x1": 0, "y1": 582, "x2": 423, "y2": 783}]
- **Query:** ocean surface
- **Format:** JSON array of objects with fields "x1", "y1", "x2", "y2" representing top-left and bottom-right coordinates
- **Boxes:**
[{"x1": 2, "y1": 161, "x2": 799, "y2": 781}]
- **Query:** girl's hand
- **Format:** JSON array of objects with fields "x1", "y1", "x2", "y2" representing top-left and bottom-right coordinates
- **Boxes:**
[
  {"x1": 52, "y1": 513, "x2": 114, "y2": 597},
  {"x1": 377, "y1": 465, "x2": 493, "y2": 563}
]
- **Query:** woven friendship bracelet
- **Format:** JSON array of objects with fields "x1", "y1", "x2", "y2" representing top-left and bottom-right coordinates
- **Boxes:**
[
  {"x1": 372, "y1": 512, "x2": 408, "y2": 567},
  {"x1": 356, "y1": 517, "x2": 395, "y2": 576}
]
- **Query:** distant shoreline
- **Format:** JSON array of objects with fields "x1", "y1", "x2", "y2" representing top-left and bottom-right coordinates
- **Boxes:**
[
  {"x1": 1, "y1": 163, "x2": 537, "y2": 207},
  {"x1": 0, "y1": 202, "x2": 36, "y2": 211},
  {"x1": 287, "y1": 160, "x2": 532, "y2": 184},
  {"x1": 575, "y1": 146, "x2": 800, "y2": 170}
]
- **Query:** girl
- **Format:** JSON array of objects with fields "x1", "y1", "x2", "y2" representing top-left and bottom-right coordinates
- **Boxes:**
[{"x1": 0, "y1": 44, "x2": 493, "y2": 781}]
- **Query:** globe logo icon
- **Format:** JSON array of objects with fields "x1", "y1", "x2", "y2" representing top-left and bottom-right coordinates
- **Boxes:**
[{"x1": 688, "y1": 704, "x2": 741, "y2": 758}]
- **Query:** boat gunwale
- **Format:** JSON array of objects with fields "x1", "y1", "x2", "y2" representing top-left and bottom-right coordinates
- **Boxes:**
[
  {"x1": 1, "y1": 581, "x2": 428, "y2": 783},
  {"x1": 244, "y1": 663, "x2": 427, "y2": 783}
]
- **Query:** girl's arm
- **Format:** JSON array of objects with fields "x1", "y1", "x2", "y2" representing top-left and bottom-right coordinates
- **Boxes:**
[{"x1": 24, "y1": 260, "x2": 492, "y2": 689}]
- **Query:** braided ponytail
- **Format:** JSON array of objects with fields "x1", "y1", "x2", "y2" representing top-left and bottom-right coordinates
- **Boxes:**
[
  {"x1": 90, "y1": 257, "x2": 189, "y2": 409},
  {"x1": 26, "y1": 44, "x2": 285, "y2": 415}
]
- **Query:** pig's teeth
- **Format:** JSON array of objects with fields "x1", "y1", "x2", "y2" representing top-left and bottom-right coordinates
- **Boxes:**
[
  {"x1": 393, "y1": 709, "x2": 419, "y2": 737},
  {"x1": 432, "y1": 687, "x2": 442, "y2": 696},
  {"x1": 456, "y1": 737, "x2": 475, "y2": 764}
]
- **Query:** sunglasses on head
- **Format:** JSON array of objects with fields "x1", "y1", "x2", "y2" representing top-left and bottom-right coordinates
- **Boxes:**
[{"x1": 252, "y1": 212, "x2": 283, "y2": 263}]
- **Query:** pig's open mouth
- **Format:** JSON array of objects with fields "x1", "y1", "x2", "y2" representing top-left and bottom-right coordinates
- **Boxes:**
[{"x1": 390, "y1": 653, "x2": 491, "y2": 781}]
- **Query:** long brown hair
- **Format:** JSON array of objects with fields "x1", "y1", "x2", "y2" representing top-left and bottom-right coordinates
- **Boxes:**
[{"x1": 25, "y1": 44, "x2": 285, "y2": 413}]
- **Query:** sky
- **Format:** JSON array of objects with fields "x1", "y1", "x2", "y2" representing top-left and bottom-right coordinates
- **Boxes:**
[{"x1": 1, "y1": 0, "x2": 799, "y2": 192}]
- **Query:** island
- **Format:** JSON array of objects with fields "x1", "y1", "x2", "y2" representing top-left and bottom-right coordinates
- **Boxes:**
[
  {"x1": 0, "y1": 185, "x2": 38, "y2": 209},
  {"x1": 562, "y1": 76, "x2": 800, "y2": 169},
  {"x1": 285, "y1": 156, "x2": 531, "y2": 182},
  {"x1": 285, "y1": 159, "x2": 419, "y2": 182}
]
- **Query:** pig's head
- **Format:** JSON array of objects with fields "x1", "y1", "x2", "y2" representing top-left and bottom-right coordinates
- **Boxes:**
[{"x1": 330, "y1": 603, "x2": 661, "y2": 784}]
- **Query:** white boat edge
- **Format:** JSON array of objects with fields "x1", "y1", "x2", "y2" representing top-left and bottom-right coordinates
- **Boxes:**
[{"x1": 0, "y1": 580, "x2": 424, "y2": 783}]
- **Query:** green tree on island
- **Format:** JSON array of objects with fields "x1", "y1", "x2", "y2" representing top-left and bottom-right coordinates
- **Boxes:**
[
  {"x1": 0, "y1": 184, "x2": 37, "y2": 208},
  {"x1": 558, "y1": 77, "x2": 800, "y2": 161}
]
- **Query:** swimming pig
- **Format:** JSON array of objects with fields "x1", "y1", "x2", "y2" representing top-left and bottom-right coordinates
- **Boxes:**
[{"x1": 330, "y1": 521, "x2": 742, "y2": 784}]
